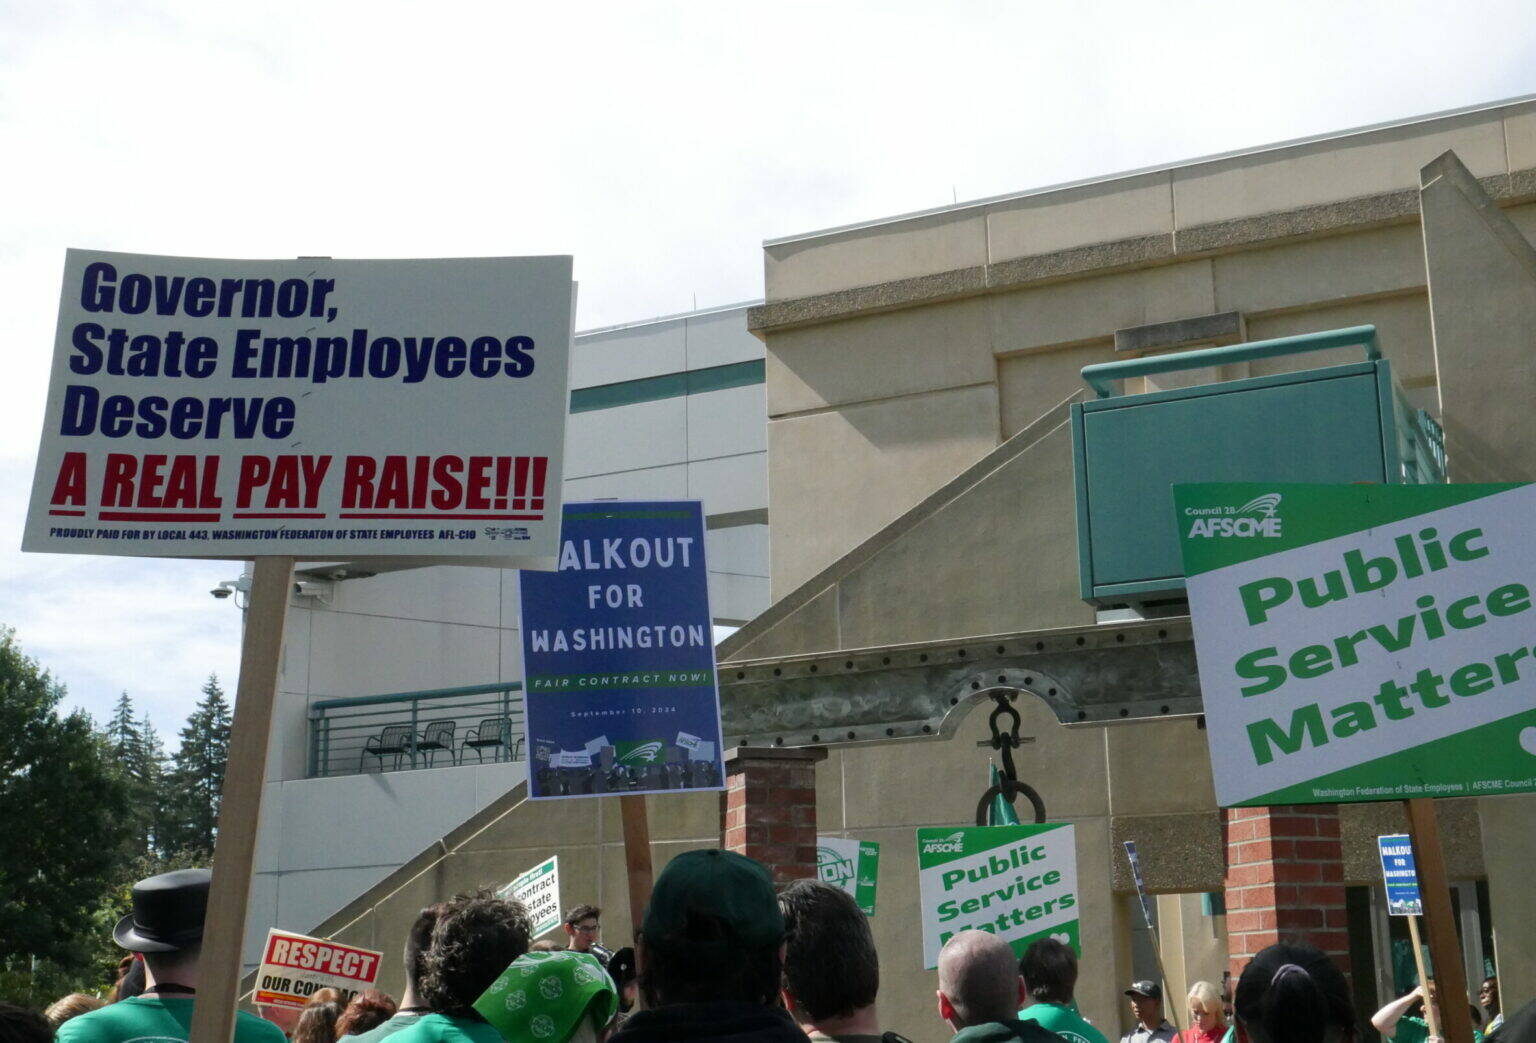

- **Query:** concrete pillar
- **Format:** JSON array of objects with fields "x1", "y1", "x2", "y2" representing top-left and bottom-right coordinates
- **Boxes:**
[
  {"x1": 721, "y1": 746, "x2": 826, "y2": 883},
  {"x1": 1223, "y1": 806, "x2": 1350, "y2": 983},
  {"x1": 1420, "y1": 149, "x2": 1536, "y2": 1011}
]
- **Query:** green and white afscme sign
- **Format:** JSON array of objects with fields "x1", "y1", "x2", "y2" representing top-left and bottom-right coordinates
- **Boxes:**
[
  {"x1": 1177, "y1": 483, "x2": 1536, "y2": 807},
  {"x1": 916, "y1": 823, "x2": 1078, "y2": 970},
  {"x1": 816, "y1": 836, "x2": 880, "y2": 915}
]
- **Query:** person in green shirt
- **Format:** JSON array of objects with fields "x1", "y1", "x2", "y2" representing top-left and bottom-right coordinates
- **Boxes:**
[
  {"x1": 1372, "y1": 983, "x2": 1484, "y2": 1043},
  {"x1": 936, "y1": 930, "x2": 1066, "y2": 1043},
  {"x1": 1017, "y1": 938, "x2": 1110, "y2": 1043},
  {"x1": 56, "y1": 868, "x2": 286, "y2": 1043},
  {"x1": 349, "y1": 904, "x2": 448, "y2": 1043},
  {"x1": 387, "y1": 890, "x2": 532, "y2": 1043}
]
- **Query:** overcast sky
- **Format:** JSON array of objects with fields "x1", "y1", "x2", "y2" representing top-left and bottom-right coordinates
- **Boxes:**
[{"x1": 5, "y1": 0, "x2": 1536, "y2": 739}]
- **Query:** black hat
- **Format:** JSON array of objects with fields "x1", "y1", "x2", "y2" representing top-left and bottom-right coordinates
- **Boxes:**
[
  {"x1": 1125, "y1": 980, "x2": 1163, "y2": 1000},
  {"x1": 114, "y1": 869, "x2": 211, "y2": 953}
]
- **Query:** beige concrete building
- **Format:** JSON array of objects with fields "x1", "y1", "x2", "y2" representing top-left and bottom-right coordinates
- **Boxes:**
[{"x1": 288, "y1": 96, "x2": 1536, "y2": 1043}]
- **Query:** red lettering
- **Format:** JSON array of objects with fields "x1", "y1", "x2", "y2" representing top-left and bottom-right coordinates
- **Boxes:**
[
  {"x1": 50, "y1": 452, "x2": 88, "y2": 506},
  {"x1": 199, "y1": 456, "x2": 222, "y2": 508},
  {"x1": 466, "y1": 456, "x2": 492, "y2": 510},
  {"x1": 300, "y1": 455, "x2": 331, "y2": 509},
  {"x1": 237, "y1": 456, "x2": 272, "y2": 509},
  {"x1": 431, "y1": 456, "x2": 464, "y2": 510},
  {"x1": 162, "y1": 456, "x2": 201, "y2": 509},
  {"x1": 341, "y1": 456, "x2": 376, "y2": 508},
  {"x1": 101, "y1": 453, "x2": 136, "y2": 507},
  {"x1": 377, "y1": 456, "x2": 409, "y2": 509}
]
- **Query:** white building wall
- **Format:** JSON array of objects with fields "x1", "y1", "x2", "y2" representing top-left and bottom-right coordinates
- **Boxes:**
[{"x1": 246, "y1": 303, "x2": 767, "y2": 968}]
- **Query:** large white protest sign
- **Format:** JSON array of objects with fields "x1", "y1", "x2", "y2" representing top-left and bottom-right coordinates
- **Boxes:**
[
  {"x1": 1177, "y1": 483, "x2": 1536, "y2": 807},
  {"x1": 916, "y1": 823, "x2": 1079, "y2": 969},
  {"x1": 24, "y1": 249, "x2": 574, "y2": 565},
  {"x1": 254, "y1": 929, "x2": 383, "y2": 1010},
  {"x1": 498, "y1": 855, "x2": 562, "y2": 938}
]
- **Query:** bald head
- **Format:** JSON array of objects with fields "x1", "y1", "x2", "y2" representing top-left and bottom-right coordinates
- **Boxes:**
[{"x1": 937, "y1": 931, "x2": 1023, "y2": 1028}]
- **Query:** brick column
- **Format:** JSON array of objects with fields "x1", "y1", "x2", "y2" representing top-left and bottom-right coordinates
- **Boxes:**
[
  {"x1": 722, "y1": 746, "x2": 827, "y2": 884},
  {"x1": 1224, "y1": 805, "x2": 1351, "y2": 983}
]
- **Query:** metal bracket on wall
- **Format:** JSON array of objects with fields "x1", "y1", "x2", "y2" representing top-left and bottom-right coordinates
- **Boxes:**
[{"x1": 718, "y1": 617, "x2": 1200, "y2": 749}]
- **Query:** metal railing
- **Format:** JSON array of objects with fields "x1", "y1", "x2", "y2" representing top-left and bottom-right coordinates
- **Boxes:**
[{"x1": 307, "y1": 683, "x2": 525, "y2": 778}]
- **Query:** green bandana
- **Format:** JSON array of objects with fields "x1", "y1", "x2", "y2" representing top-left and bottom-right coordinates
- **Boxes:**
[{"x1": 473, "y1": 951, "x2": 617, "y2": 1042}]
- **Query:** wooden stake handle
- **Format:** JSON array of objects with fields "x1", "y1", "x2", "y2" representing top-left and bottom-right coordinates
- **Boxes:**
[
  {"x1": 619, "y1": 794, "x2": 653, "y2": 943},
  {"x1": 1404, "y1": 799, "x2": 1471, "y2": 1043},
  {"x1": 1407, "y1": 915, "x2": 1440, "y2": 1038},
  {"x1": 190, "y1": 557, "x2": 294, "y2": 1043}
]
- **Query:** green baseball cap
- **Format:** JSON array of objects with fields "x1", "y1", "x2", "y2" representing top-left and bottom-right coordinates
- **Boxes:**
[
  {"x1": 473, "y1": 950, "x2": 617, "y2": 1043},
  {"x1": 641, "y1": 849, "x2": 784, "y2": 953}
]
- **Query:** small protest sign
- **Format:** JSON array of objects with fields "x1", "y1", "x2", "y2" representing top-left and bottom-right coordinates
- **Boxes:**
[
  {"x1": 254, "y1": 929, "x2": 382, "y2": 1010},
  {"x1": 1378, "y1": 834, "x2": 1424, "y2": 916},
  {"x1": 24, "y1": 249, "x2": 574, "y2": 566},
  {"x1": 1177, "y1": 483, "x2": 1536, "y2": 807},
  {"x1": 1123, "y1": 841, "x2": 1156, "y2": 929},
  {"x1": 816, "y1": 837, "x2": 881, "y2": 915},
  {"x1": 498, "y1": 855, "x2": 563, "y2": 938},
  {"x1": 518, "y1": 501, "x2": 725, "y2": 800},
  {"x1": 916, "y1": 823, "x2": 1079, "y2": 970}
]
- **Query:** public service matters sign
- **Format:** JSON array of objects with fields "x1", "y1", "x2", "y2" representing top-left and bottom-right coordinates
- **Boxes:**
[
  {"x1": 916, "y1": 823, "x2": 1079, "y2": 970},
  {"x1": 24, "y1": 249, "x2": 573, "y2": 564},
  {"x1": 517, "y1": 501, "x2": 725, "y2": 800},
  {"x1": 1177, "y1": 483, "x2": 1536, "y2": 808}
]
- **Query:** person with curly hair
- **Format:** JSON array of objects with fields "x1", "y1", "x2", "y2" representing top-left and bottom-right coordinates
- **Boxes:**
[
  {"x1": 387, "y1": 890, "x2": 531, "y2": 1043},
  {"x1": 338, "y1": 991, "x2": 399, "y2": 1038}
]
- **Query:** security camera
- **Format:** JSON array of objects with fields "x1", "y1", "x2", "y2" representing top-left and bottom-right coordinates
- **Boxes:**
[
  {"x1": 293, "y1": 579, "x2": 334, "y2": 598},
  {"x1": 210, "y1": 577, "x2": 249, "y2": 602}
]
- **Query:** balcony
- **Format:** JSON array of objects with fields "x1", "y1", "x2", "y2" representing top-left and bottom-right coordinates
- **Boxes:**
[{"x1": 307, "y1": 683, "x2": 525, "y2": 778}]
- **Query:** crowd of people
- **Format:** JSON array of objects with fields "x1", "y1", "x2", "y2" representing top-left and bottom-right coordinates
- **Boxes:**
[{"x1": 0, "y1": 857, "x2": 1527, "y2": 1043}]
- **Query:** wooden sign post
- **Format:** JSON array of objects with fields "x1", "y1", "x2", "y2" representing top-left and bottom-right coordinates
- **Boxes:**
[
  {"x1": 619, "y1": 794, "x2": 654, "y2": 941},
  {"x1": 190, "y1": 557, "x2": 294, "y2": 1043},
  {"x1": 1405, "y1": 798, "x2": 1473, "y2": 1043},
  {"x1": 1405, "y1": 915, "x2": 1440, "y2": 1039}
]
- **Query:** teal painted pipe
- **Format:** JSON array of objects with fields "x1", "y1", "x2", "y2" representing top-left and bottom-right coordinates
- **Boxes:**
[
  {"x1": 312, "y1": 680, "x2": 522, "y2": 712},
  {"x1": 1080, "y1": 325, "x2": 1379, "y2": 398}
]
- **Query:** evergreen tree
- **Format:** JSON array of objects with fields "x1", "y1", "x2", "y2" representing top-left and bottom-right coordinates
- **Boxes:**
[
  {"x1": 105, "y1": 691, "x2": 138, "y2": 758},
  {"x1": 0, "y1": 627, "x2": 132, "y2": 1003},
  {"x1": 163, "y1": 675, "x2": 231, "y2": 860},
  {"x1": 132, "y1": 714, "x2": 167, "y2": 855}
]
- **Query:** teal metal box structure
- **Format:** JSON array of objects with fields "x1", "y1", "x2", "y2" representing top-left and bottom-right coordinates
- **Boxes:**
[{"x1": 1071, "y1": 326, "x2": 1444, "y2": 607}]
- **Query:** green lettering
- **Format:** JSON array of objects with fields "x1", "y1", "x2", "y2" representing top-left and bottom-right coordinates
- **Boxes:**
[
  {"x1": 937, "y1": 900, "x2": 960, "y2": 922},
  {"x1": 1236, "y1": 647, "x2": 1286, "y2": 696},
  {"x1": 1495, "y1": 646, "x2": 1530, "y2": 683},
  {"x1": 1448, "y1": 527, "x2": 1489, "y2": 562},
  {"x1": 1330, "y1": 700, "x2": 1377, "y2": 737},
  {"x1": 1450, "y1": 662, "x2": 1495, "y2": 697},
  {"x1": 1488, "y1": 583, "x2": 1532, "y2": 617},
  {"x1": 1239, "y1": 577, "x2": 1293, "y2": 625},
  {"x1": 1289, "y1": 644, "x2": 1334, "y2": 681},
  {"x1": 1248, "y1": 703, "x2": 1327, "y2": 766}
]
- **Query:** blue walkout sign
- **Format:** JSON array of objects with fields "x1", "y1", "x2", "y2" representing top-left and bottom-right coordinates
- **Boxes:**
[
  {"x1": 1377, "y1": 833, "x2": 1423, "y2": 916},
  {"x1": 517, "y1": 501, "x2": 725, "y2": 800}
]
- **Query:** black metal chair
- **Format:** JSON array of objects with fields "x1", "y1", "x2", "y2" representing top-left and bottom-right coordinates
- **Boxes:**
[
  {"x1": 416, "y1": 719, "x2": 457, "y2": 767},
  {"x1": 462, "y1": 716, "x2": 525, "y2": 763},
  {"x1": 364, "y1": 724, "x2": 415, "y2": 771}
]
